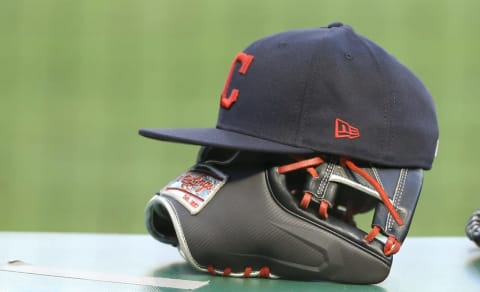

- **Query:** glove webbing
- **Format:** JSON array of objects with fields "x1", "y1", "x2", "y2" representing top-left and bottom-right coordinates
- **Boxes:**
[{"x1": 277, "y1": 156, "x2": 403, "y2": 256}]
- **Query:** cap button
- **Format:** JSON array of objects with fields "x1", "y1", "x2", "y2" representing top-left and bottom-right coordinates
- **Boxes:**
[{"x1": 327, "y1": 22, "x2": 343, "y2": 28}]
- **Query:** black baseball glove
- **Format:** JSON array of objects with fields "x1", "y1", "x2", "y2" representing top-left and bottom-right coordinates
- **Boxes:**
[
  {"x1": 466, "y1": 209, "x2": 480, "y2": 247},
  {"x1": 145, "y1": 147, "x2": 423, "y2": 284}
]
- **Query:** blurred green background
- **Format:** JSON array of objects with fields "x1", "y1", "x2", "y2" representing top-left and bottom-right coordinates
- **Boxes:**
[{"x1": 0, "y1": 0, "x2": 478, "y2": 235}]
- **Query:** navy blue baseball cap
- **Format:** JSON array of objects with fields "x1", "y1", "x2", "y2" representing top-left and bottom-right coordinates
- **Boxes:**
[{"x1": 140, "y1": 23, "x2": 439, "y2": 170}]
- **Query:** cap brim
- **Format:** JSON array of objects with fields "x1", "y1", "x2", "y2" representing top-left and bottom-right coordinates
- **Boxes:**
[{"x1": 139, "y1": 128, "x2": 314, "y2": 154}]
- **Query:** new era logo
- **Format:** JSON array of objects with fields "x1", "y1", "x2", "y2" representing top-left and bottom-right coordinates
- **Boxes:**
[{"x1": 335, "y1": 118, "x2": 360, "y2": 139}]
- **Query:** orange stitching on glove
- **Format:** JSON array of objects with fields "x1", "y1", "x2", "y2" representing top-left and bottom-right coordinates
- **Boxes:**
[
  {"x1": 259, "y1": 266, "x2": 271, "y2": 278},
  {"x1": 300, "y1": 192, "x2": 313, "y2": 209},
  {"x1": 243, "y1": 266, "x2": 252, "y2": 277},
  {"x1": 207, "y1": 264, "x2": 272, "y2": 278},
  {"x1": 277, "y1": 157, "x2": 324, "y2": 174},
  {"x1": 340, "y1": 158, "x2": 404, "y2": 226},
  {"x1": 207, "y1": 264, "x2": 216, "y2": 275},
  {"x1": 384, "y1": 236, "x2": 401, "y2": 256},
  {"x1": 223, "y1": 267, "x2": 232, "y2": 276},
  {"x1": 319, "y1": 201, "x2": 329, "y2": 219},
  {"x1": 278, "y1": 157, "x2": 324, "y2": 212},
  {"x1": 364, "y1": 225, "x2": 382, "y2": 243}
]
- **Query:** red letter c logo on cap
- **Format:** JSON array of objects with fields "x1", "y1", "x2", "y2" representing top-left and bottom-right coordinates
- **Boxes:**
[{"x1": 220, "y1": 52, "x2": 254, "y2": 109}]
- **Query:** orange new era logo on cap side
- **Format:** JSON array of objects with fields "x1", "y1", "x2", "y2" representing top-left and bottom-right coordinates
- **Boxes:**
[{"x1": 335, "y1": 118, "x2": 360, "y2": 139}]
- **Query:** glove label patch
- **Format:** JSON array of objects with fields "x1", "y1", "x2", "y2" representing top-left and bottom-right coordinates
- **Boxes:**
[{"x1": 161, "y1": 164, "x2": 228, "y2": 215}]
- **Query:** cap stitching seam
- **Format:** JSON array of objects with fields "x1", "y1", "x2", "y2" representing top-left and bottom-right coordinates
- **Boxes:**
[
  {"x1": 296, "y1": 41, "x2": 320, "y2": 146},
  {"x1": 354, "y1": 34, "x2": 390, "y2": 159}
]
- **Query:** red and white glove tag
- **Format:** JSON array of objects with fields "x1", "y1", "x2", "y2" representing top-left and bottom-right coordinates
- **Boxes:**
[{"x1": 161, "y1": 164, "x2": 228, "y2": 215}]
